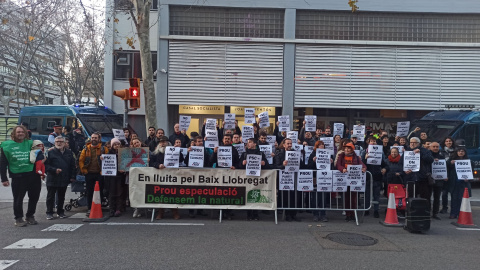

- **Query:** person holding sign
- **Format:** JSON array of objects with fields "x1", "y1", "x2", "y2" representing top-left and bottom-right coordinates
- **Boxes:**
[
  {"x1": 430, "y1": 142, "x2": 446, "y2": 220},
  {"x1": 440, "y1": 136, "x2": 456, "y2": 214},
  {"x1": 447, "y1": 147, "x2": 472, "y2": 219},
  {"x1": 210, "y1": 135, "x2": 239, "y2": 169},
  {"x1": 307, "y1": 140, "x2": 333, "y2": 170},
  {"x1": 149, "y1": 136, "x2": 181, "y2": 220},
  {"x1": 403, "y1": 137, "x2": 434, "y2": 202},
  {"x1": 336, "y1": 143, "x2": 367, "y2": 221},
  {"x1": 169, "y1": 123, "x2": 190, "y2": 148},
  {"x1": 361, "y1": 137, "x2": 387, "y2": 218},
  {"x1": 307, "y1": 140, "x2": 332, "y2": 222},
  {"x1": 100, "y1": 138, "x2": 126, "y2": 217}
]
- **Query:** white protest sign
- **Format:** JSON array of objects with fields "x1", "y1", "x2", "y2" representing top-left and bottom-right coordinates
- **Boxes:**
[
  {"x1": 285, "y1": 151, "x2": 301, "y2": 172},
  {"x1": 204, "y1": 129, "x2": 219, "y2": 148},
  {"x1": 333, "y1": 123, "x2": 344, "y2": 138},
  {"x1": 297, "y1": 170, "x2": 314, "y2": 191},
  {"x1": 244, "y1": 108, "x2": 256, "y2": 124},
  {"x1": 205, "y1": 118, "x2": 216, "y2": 131},
  {"x1": 320, "y1": 137, "x2": 334, "y2": 151},
  {"x1": 164, "y1": 147, "x2": 180, "y2": 168},
  {"x1": 217, "y1": 146, "x2": 233, "y2": 168},
  {"x1": 179, "y1": 148, "x2": 188, "y2": 167},
  {"x1": 224, "y1": 113, "x2": 236, "y2": 130},
  {"x1": 396, "y1": 121, "x2": 410, "y2": 137},
  {"x1": 304, "y1": 146, "x2": 314, "y2": 165},
  {"x1": 317, "y1": 170, "x2": 333, "y2": 192},
  {"x1": 112, "y1": 129, "x2": 126, "y2": 141},
  {"x1": 188, "y1": 146, "x2": 204, "y2": 168},
  {"x1": 367, "y1": 145, "x2": 383, "y2": 165},
  {"x1": 279, "y1": 170, "x2": 295, "y2": 191},
  {"x1": 347, "y1": 165, "x2": 365, "y2": 192},
  {"x1": 246, "y1": 154, "x2": 262, "y2": 176},
  {"x1": 403, "y1": 151, "x2": 420, "y2": 172},
  {"x1": 305, "y1": 115, "x2": 317, "y2": 132},
  {"x1": 179, "y1": 115, "x2": 191, "y2": 131},
  {"x1": 259, "y1": 145, "x2": 273, "y2": 165},
  {"x1": 455, "y1": 160, "x2": 474, "y2": 180},
  {"x1": 432, "y1": 160, "x2": 447, "y2": 180},
  {"x1": 278, "y1": 115, "x2": 290, "y2": 132},
  {"x1": 292, "y1": 143, "x2": 303, "y2": 152},
  {"x1": 259, "y1": 111, "x2": 270, "y2": 128},
  {"x1": 242, "y1": 126, "x2": 254, "y2": 143},
  {"x1": 316, "y1": 149, "x2": 331, "y2": 170},
  {"x1": 287, "y1": 131, "x2": 298, "y2": 142},
  {"x1": 267, "y1": 135, "x2": 276, "y2": 146},
  {"x1": 332, "y1": 171, "x2": 348, "y2": 192},
  {"x1": 101, "y1": 154, "x2": 117, "y2": 176},
  {"x1": 391, "y1": 146, "x2": 404, "y2": 156},
  {"x1": 233, "y1": 144, "x2": 245, "y2": 158},
  {"x1": 353, "y1": 125, "x2": 365, "y2": 142}
]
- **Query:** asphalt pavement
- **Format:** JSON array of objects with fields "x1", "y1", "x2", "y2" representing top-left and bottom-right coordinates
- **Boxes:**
[{"x1": 0, "y1": 183, "x2": 479, "y2": 270}]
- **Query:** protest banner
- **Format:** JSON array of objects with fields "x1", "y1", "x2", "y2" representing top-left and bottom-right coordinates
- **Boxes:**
[
  {"x1": 297, "y1": 170, "x2": 314, "y2": 191},
  {"x1": 332, "y1": 171, "x2": 348, "y2": 192},
  {"x1": 224, "y1": 113, "x2": 236, "y2": 130},
  {"x1": 205, "y1": 118, "x2": 216, "y2": 131},
  {"x1": 204, "y1": 129, "x2": 219, "y2": 148},
  {"x1": 242, "y1": 126, "x2": 254, "y2": 143},
  {"x1": 455, "y1": 160, "x2": 474, "y2": 180},
  {"x1": 320, "y1": 137, "x2": 334, "y2": 151},
  {"x1": 129, "y1": 167, "x2": 277, "y2": 210},
  {"x1": 179, "y1": 115, "x2": 191, "y2": 131},
  {"x1": 259, "y1": 145, "x2": 273, "y2": 164},
  {"x1": 317, "y1": 170, "x2": 333, "y2": 192},
  {"x1": 118, "y1": 147, "x2": 149, "y2": 171},
  {"x1": 164, "y1": 146, "x2": 180, "y2": 168},
  {"x1": 101, "y1": 154, "x2": 117, "y2": 176},
  {"x1": 432, "y1": 160, "x2": 447, "y2": 180},
  {"x1": 244, "y1": 108, "x2": 255, "y2": 124},
  {"x1": 112, "y1": 129, "x2": 126, "y2": 141},
  {"x1": 188, "y1": 146, "x2": 204, "y2": 168},
  {"x1": 233, "y1": 144, "x2": 245, "y2": 158},
  {"x1": 403, "y1": 151, "x2": 420, "y2": 172},
  {"x1": 279, "y1": 170, "x2": 295, "y2": 191},
  {"x1": 278, "y1": 115, "x2": 290, "y2": 131},
  {"x1": 304, "y1": 146, "x2": 314, "y2": 165},
  {"x1": 305, "y1": 115, "x2": 317, "y2": 132},
  {"x1": 285, "y1": 151, "x2": 301, "y2": 172},
  {"x1": 333, "y1": 123, "x2": 344, "y2": 138},
  {"x1": 217, "y1": 146, "x2": 233, "y2": 168},
  {"x1": 179, "y1": 148, "x2": 188, "y2": 167},
  {"x1": 246, "y1": 154, "x2": 262, "y2": 176},
  {"x1": 396, "y1": 121, "x2": 410, "y2": 137},
  {"x1": 259, "y1": 111, "x2": 269, "y2": 128},
  {"x1": 352, "y1": 125, "x2": 365, "y2": 142},
  {"x1": 287, "y1": 131, "x2": 298, "y2": 142},
  {"x1": 316, "y1": 149, "x2": 331, "y2": 170},
  {"x1": 367, "y1": 145, "x2": 383, "y2": 165},
  {"x1": 267, "y1": 135, "x2": 276, "y2": 146}
]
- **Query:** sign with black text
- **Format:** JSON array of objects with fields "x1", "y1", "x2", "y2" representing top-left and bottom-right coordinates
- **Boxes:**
[
  {"x1": 246, "y1": 154, "x2": 262, "y2": 176},
  {"x1": 101, "y1": 154, "x2": 117, "y2": 176},
  {"x1": 455, "y1": 160, "x2": 474, "y2": 180},
  {"x1": 297, "y1": 170, "x2": 314, "y2": 191},
  {"x1": 403, "y1": 151, "x2": 420, "y2": 172}
]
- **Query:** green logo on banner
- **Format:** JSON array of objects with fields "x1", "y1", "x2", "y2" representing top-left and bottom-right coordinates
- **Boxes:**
[{"x1": 247, "y1": 190, "x2": 270, "y2": 203}]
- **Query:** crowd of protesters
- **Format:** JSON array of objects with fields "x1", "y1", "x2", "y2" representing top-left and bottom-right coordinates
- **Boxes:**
[{"x1": 0, "y1": 118, "x2": 473, "y2": 226}]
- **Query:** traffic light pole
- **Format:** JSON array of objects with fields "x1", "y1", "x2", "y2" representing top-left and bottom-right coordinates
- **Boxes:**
[{"x1": 123, "y1": 100, "x2": 137, "y2": 128}]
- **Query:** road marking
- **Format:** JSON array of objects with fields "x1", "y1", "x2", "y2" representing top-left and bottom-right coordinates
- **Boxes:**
[
  {"x1": 0, "y1": 260, "x2": 18, "y2": 270},
  {"x1": 42, "y1": 224, "x2": 83, "y2": 232},
  {"x1": 90, "y1": 222, "x2": 204, "y2": 226},
  {"x1": 3, "y1": 239, "x2": 57, "y2": 249},
  {"x1": 69, "y1": 213, "x2": 87, "y2": 219},
  {"x1": 456, "y1": 228, "x2": 480, "y2": 231}
]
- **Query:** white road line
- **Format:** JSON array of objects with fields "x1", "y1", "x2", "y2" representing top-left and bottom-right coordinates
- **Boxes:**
[
  {"x1": 3, "y1": 239, "x2": 57, "y2": 249},
  {"x1": 90, "y1": 222, "x2": 205, "y2": 226},
  {"x1": 42, "y1": 224, "x2": 83, "y2": 232},
  {"x1": 69, "y1": 213, "x2": 88, "y2": 219},
  {"x1": 0, "y1": 260, "x2": 19, "y2": 270},
  {"x1": 456, "y1": 228, "x2": 480, "y2": 231}
]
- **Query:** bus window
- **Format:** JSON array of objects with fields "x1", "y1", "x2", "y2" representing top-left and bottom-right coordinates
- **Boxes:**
[
  {"x1": 67, "y1": 117, "x2": 76, "y2": 129},
  {"x1": 42, "y1": 118, "x2": 62, "y2": 134},
  {"x1": 21, "y1": 117, "x2": 39, "y2": 132},
  {"x1": 458, "y1": 124, "x2": 479, "y2": 149}
]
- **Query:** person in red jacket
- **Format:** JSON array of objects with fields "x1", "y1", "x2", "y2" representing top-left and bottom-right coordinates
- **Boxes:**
[{"x1": 336, "y1": 143, "x2": 367, "y2": 221}]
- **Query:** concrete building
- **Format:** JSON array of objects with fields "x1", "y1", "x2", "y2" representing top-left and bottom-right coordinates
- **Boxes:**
[{"x1": 104, "y1": 0, "x2": 480, "y2": 137}]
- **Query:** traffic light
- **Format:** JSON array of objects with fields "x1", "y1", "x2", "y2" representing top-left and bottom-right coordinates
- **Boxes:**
[
  {"x1": 128, "y1": 78, "x2": 140, "y2": 109},
  {"x1": 113, "y1": 89, "x2": 129, "y2": 100}
]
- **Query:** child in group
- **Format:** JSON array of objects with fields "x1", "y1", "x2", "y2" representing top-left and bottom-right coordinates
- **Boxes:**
[{"x1": 30, "y1": 140, "x2": 46, "y2": 179}]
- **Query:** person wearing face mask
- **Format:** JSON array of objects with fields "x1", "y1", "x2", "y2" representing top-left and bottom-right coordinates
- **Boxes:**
[{"x1": 44, "y1": 136, "x2": 76, "y2": 220}]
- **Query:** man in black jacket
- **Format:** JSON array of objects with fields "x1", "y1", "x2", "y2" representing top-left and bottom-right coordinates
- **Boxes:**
[
  {"x1": 430, "y1": 142, "x2": 446, "y2": 220},
  {"x1": 45, "y1": 136, "x2": 77, "y2": 220},
  {"x1": 144, "y1": 126, "x2": 156, "y2": 147},
  {"x1": 148, "y1": 128, "x2": 164, "y2": 152},
  {"x1": 209, "y1": 135, "x2": 239, "y2": 169},
  {"x1": 169, "y1": 123, "x2": 189, "y2": 148},
  {"x1": 404, "y1": 137, "x2": 434, "y2": 201}
]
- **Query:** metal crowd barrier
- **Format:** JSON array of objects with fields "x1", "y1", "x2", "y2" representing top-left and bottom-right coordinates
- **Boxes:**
[{"x1": 277, "y1": 171, "x2": 373, "y2": 225}]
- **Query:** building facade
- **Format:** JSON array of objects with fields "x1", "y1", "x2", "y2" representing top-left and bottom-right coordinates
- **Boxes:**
[{"x1": 104, "y1": 0, "x2": 480, "y2": 136}]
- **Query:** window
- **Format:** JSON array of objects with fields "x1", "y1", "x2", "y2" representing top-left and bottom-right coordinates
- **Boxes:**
[
  {"x1": 114, "y1": 51, "x2": 157, "y2": 80},
  {"x1": 458, "y1": 124, "x2": 479, "y2": 149},
  {"x1": 114, "y1": 0, "x2": 157, "y2": 10},
  {"x1": 170, "y1": 6, "x2": 284, "y2": 38}
]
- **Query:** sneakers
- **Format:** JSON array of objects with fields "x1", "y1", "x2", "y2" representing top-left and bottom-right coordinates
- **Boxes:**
[
  {"x1": 26, "y1": 216, "x2": 38, "y2": 225},
  {"x1": 15, "y1": 218, "x2": 27, "y2": 227},
  {"x1": 58, "y1": 213, "x2": 68, "y2": 219},
  {"x1": 133, "y1": 208, "x2": 142, "y2": 218},
  {"x1": 46, "y1": 214, "x2": 55, "y2": 220}
]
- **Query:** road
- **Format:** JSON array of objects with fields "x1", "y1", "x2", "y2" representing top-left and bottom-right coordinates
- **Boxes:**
[{"x1": 0, "y1": 183, "x2": 479, "y2": 269}]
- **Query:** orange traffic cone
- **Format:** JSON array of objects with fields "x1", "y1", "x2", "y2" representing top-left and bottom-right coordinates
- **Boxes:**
[
  {"x1": 83, "y1": 181, "x2": 109, "y2": 222},
  {"x1": 380, "y1": 192, "x2": 403, "y2": 227},
  {"x1": 452, "y1": 188, "x2": 478, "y2": 228}
]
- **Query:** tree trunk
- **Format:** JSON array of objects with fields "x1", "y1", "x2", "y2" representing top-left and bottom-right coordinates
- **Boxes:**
[{"x1": 131, "y1": 0, "x2": 157, "y2": 132}]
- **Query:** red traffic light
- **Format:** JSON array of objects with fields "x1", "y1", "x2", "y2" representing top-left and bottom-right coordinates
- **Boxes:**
[{"x1": 129, "y1": 87, "x2": 139, "y2": 97}]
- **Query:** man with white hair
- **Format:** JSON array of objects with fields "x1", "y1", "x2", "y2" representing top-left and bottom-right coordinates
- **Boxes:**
[{"x1": 404, "y1": 137, "x2": 434, "y2": 200}]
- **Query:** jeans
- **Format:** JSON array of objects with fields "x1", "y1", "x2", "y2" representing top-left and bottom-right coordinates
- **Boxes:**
[
  {"x1": 11, "y1": 172, "x2": 41, "y2": 219},
  {"x1": 46, "y1": 186, "x2": 68, "y2": 215},
  {"x1": 85, "y1": 173, "x2": 104, "y2": 210}
]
